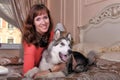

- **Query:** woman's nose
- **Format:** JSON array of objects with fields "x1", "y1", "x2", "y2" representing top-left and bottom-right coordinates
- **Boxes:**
[{"x1": 40, "y1": 18, "x2": 46, "y2": 24}]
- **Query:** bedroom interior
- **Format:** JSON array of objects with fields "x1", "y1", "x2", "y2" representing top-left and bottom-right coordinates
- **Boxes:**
[{"x1": 0, "y1": 0, "x2": 120, "y2": 80}]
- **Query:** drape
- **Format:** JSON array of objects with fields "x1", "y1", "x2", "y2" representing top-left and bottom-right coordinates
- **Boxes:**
[
  {"x1": 0, "y1": 0, "x2": 47, "y2": 33},
  {"x1": 0, "y1": 0, "x2": 47, "y2": 60}
]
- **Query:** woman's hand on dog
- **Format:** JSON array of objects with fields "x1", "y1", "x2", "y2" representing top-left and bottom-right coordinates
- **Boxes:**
[
  {"x1": 33, "y1": 63, "x2": 66, "y2": 78},
  {"x1": 52, "y1": 63, "x2": 66, "y2": 72},
  {"x1": 33, "y1": 70, "x2": 50, "y2": 78}
]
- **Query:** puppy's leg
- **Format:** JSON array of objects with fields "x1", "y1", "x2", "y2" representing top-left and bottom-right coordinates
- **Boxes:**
[
  {"x1": 66, "y1": 55, "x2": 73, "y2": 74},
  {"x1": 74, "y1": 64, "x2": 88, "y2": 73}
]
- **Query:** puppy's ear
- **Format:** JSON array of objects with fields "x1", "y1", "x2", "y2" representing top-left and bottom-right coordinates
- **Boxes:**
[
  {"x1": 54, "y1": 29, "x2": 61, "y2": 40},
  {"x1": 66, "y1": 33, "x2": 72, "y2": 42},
  {"x1": 66, "y1": 33, "x2": 73, "y2": 46}
]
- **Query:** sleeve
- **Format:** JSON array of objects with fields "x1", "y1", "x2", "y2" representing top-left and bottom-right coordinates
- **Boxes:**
[{"x1": 23, "y1": 41, "x2": 36, "y2": 74}]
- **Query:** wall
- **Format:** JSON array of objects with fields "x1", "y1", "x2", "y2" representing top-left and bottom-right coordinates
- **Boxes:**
[
  {"x1": 47, "y1": 0, "x2": 61, "y2": 27},
  {"x1": 48, "y1": 0, "x2": 81, "y2": 44},
  {"x1": 48, "y1": 0, "x2": 120, "y2": 44}
]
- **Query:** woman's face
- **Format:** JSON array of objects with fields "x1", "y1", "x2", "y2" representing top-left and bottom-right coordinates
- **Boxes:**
[{"x1": 34, "y1": 13, "x2": 50, "y2": 35}]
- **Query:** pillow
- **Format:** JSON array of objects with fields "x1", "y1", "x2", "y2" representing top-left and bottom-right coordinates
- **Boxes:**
[
  {"x1": 100, "y1": 52, "x2": 120, "y2": 62},
  {"x1": 73, "y1": 42, "x2": 120, "y2": 52},
  {"x1": 0, "y1": 56, "x2": 23, "y2": 66},
  {"x1": 99, "y1": 45, "x2": 120, "y2": 53},
  {"x1": 72, "y1": 43, "x2": 88, "y2": 56},
  {"x1": 72, "y1": 43, "x2": 103, "y2": 56}
]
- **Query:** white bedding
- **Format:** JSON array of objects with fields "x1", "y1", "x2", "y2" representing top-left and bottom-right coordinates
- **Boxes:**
[{"x1": 0, "y1": 66, "x2": 8, "y2": 75}]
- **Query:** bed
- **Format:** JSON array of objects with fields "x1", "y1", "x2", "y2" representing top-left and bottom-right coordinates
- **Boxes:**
[
  {"x1": 71, "y1": 3, "x2": 120, "y2": 80},
  {"x1": 73, "y1": 3, "x2": 120, "y2": 62}
]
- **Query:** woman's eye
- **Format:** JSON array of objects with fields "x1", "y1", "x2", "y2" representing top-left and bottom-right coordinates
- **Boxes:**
[
  {"x1": 43, "y1": 16, "x2": 48, "y2": 19},
  {"x1": 36, "y1": 18, "x2": 41, "y2": 21}
]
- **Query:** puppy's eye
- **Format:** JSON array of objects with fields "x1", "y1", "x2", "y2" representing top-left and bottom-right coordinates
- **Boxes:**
[{"x1": 60, "y1": 42, "x2": 65, "y2": 46}]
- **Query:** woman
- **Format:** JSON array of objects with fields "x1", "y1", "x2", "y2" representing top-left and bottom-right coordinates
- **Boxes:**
[{"x1": 22, "y1": 4, "x2": 65, "y2": 77}]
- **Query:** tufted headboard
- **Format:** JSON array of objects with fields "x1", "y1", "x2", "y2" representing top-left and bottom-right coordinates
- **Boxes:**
[{"x1": 73, "y1": 3, "x2": 120, "y2": 61}]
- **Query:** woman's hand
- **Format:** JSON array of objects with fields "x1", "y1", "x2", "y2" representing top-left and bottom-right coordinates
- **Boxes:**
[
  {"x1": 33, "y1": 70, "x2": 50, "y2": 78},
  {"x1": 51, "y1": 63, "x2": 66, "y2": 72},
  {"x1": 33, "y1": 63, "x2": 66, "y2": 78}
]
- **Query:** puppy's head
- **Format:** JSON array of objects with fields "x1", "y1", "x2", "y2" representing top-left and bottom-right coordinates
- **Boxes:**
[
  {"x1": 48, "y1": 29, "x2": 72, "y2": 64},
  {"x1": 67, "y1": 51, "x2": 89, "y2": 74}
]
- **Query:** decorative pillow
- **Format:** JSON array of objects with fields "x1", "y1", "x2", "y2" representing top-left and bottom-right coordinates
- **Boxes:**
[
  {"x1": 99, "y1": 45, "x2": 120, "y2": 53},
  {"x1": 73, "y1": 43, "x2": 120, "y2": 54},
  {"x1": 72, "y1": 43, "x2": 88, "y2": 56},
  {"x1": 72, "y1": 43, "x2": 103, "y2": 56},
  {"x1": 0, "y1": 66, "x2": 8, "y2": 75},
  {"x1": 100, "y1": 52, "x2": 120, "y2": 62},
  {"x1": 0, "y1": 56, "x2": 23, "y2": 66}
]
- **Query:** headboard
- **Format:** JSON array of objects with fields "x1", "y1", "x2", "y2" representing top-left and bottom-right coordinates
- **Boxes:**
[{"x1": 73, "y1": 3, "x2": 120, "y2": 57}]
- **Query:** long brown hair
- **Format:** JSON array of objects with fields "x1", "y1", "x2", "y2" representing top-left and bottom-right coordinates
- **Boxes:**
[{"x1": 22, "y1": 4, "x2": 53, "y2": 47}]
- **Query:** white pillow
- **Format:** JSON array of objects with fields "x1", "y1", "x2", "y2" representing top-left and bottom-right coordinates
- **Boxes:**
[
  {"x1": 73, "y1": 43, "x2": 103, "y2": 56},
  {"x1": 100, "y1": 52, "x2": 120, "y2": 62},
  {"x1": 0, "y1": 66, "x2": 8, "y2": 74}
]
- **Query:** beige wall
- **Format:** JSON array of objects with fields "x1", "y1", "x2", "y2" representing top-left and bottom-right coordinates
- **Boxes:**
[
  {"x1": 48, "y1": 0, "x2": 120, "y2": 44},
  {"x1": 48, "y1": 0, "x2": 81, "y2": 44},
  {"x1": 48, "y1": 0, "x2": 61, "y2": 27}
]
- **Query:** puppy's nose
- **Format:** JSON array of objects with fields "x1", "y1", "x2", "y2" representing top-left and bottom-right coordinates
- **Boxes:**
[{"x1": 68, "y1": 49, "x2": 72, "y2": 54}]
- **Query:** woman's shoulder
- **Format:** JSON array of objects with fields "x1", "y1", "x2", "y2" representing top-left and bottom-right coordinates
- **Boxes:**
[
  {"x1": 23, "y1": 41, "x2": 45, "y2": 50},
  {"x1": 23, "y1": 41, "x2": 36, "y2": 49}
]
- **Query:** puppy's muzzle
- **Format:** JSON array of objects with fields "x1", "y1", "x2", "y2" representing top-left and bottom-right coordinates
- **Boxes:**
[{"x1": 68, "y1": 49, "x2": 72, "y2": 54}]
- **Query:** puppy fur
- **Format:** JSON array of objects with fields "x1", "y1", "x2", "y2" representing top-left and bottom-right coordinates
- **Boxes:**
[{"x1": 66, "y1": 50, "x2": 97, "y2": 75}]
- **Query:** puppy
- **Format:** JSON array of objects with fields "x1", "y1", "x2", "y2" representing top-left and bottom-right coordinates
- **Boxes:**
[{"x1": 66, "y1": 50, "x2": 97, "y2": 74}]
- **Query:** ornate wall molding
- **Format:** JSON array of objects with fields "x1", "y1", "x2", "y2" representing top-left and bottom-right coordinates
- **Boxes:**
[{"x1": 89, "y1": 3, "x2": 120, "y2": 24}]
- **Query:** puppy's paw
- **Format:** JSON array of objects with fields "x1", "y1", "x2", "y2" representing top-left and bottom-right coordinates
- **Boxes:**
[{"x1": 24, "y1": 67, "x2": 39, "y2": 78}]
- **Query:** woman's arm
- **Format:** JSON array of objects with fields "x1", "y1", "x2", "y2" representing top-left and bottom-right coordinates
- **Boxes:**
[
  {"x1": 33, "y1": 63, "x2": 66, "y2": 78},
  {"x1": 51, "y1": 63, "x2": 66, "y2": 72},
  {"x1": 23, "y1": 42, "x2": 36, "y2": 74}
]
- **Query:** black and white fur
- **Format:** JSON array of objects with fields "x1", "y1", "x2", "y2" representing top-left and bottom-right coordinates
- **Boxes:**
[
  {"x1": 39, "y1": 29, "x2": 72, "y2": 71},
  {"x1": 66, "y1": 50, "x2": 97, "y2": 75}
]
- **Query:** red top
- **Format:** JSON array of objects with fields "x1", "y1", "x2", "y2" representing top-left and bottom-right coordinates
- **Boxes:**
[{"x1": 23, "y1": 30, "x2": 54, "y2": 74}]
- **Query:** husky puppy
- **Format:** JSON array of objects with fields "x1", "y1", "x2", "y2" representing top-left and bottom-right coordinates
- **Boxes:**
[
  {"x1": 39, "y1": 29, "x2": 72, "y2": 71},
  {"x1": 66, "y1": 50, "x2": 97, "y2": 75}
]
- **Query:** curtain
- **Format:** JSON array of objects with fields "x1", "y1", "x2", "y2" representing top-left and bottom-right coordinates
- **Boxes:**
[
  {"x1": 0, "y1": 0, "x2": 47, "y2": 33},
  {"x1": 0, "y1": 0, "x2": 47, "y2": 60}
]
